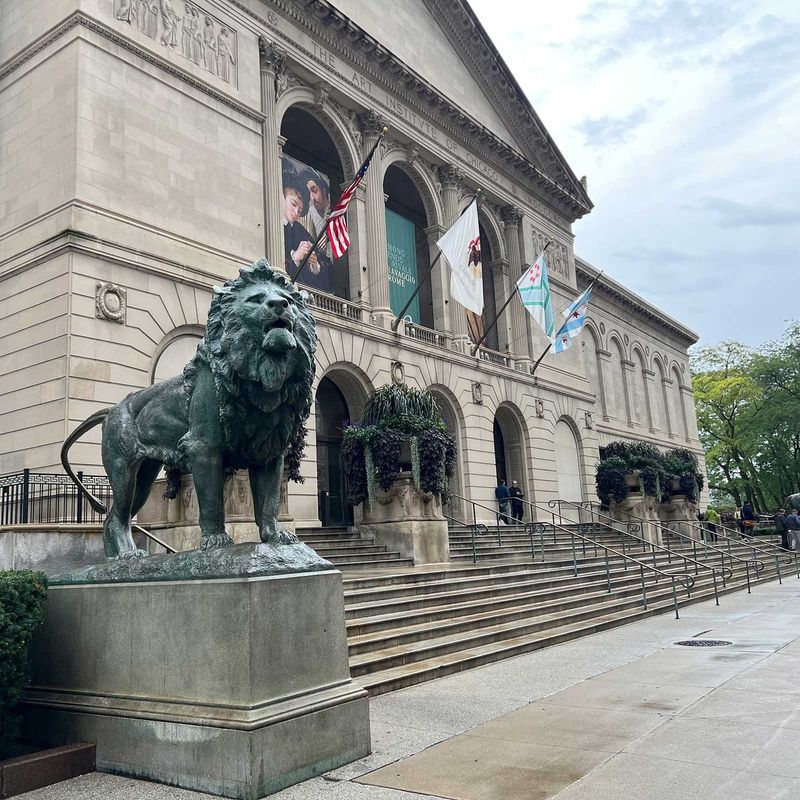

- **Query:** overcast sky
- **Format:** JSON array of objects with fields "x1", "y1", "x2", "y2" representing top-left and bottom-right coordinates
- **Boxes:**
[{"x1": 469, "y1": 0, "x2": 800, "y2": 349}]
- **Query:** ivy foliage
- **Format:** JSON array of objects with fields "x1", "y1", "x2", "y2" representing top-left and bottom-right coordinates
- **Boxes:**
[
  {"x1": 0, "y1": 571, "x2": 47, "y2": 753},
  {"x1": 596, "y1": 442, "x2": 704, "y2": 505},
  {"x1": 342, "y1": 385, "x2": 457, "y2": 505}
]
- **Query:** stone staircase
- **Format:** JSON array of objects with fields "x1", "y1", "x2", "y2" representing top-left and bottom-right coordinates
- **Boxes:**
[
  {"x1": 296, "y1": 526, "x2": 413, "y2": 569},
  {"x1": 298, "y1": 521, "x2": 790, "y2": 696}
]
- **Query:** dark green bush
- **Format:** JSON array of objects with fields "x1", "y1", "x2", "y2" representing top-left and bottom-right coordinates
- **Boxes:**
[
  {"x1": 0, "y1": 571, "x2": 47, "y2": 749},
  {"x1": 596, "y1": 456, "x2": 628, "y2": 505},
  {"x1": 342, "y1": 385, "x2": 456, "y2": 505}
]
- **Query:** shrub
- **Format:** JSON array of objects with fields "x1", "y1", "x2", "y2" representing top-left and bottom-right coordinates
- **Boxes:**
[{"x1": 0, "y1": 571, "x2": 48, "y2": 751}]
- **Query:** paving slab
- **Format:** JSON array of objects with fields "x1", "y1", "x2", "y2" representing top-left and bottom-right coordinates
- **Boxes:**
[
  {"x1": 680, "y1": 686, "x2": 800, "y2": 730},
  {"x1": 548, "y1": 751, "x2": 800, "y2": 800}
]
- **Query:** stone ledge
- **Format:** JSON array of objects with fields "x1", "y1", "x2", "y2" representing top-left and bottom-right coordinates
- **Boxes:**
[{"x1": 0, "y1": 743, "x2": 95, "y2": 799}]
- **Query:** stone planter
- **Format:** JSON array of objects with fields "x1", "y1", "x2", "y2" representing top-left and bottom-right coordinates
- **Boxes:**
[
  {"x1": 609, "y1": 492, "x2": 662, "y2": 546},
  {"x1": 360, "y1": 474, "x2": 449, "y2": 565},
  {"x1": 624, "y1": 473, "x2": 640, "y2": 491},
  {"x1": 659, "y1": 495, "x2": 699, "y2": 540}
]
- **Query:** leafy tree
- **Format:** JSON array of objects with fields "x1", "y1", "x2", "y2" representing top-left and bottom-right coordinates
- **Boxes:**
[{"x1": 692, "y1": 324, "x2": 800, "y2": 511}]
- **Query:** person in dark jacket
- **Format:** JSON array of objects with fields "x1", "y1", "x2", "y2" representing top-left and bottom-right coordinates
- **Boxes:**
[
  {"x1": 774, "y1": 509, "x2": 790, "y2": 551},
  {"x1": 741, "y1": 501, "x2": 758, "y2": 537},
  {"x1": 495, "y1": 479, "x2": 511, "y2": 525},
  {"x1": 786, "y1": 509, "x2": 800, "y2": 551},
  {"x1": 509, "y1": 480, "x2": 524, "y2": 522}
]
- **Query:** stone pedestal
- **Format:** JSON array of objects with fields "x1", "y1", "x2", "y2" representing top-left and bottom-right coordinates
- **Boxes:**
[
  {"x1": 22, "y1": 544, "x2": 370, "y2": 799},
  {"x1": 610, "y1": 492, "x2": 663, "y2": 546},
  {"x1": 360, "y1": 475, "x2": 449, "y2": 565},
  {"x1": 660, "y1": 495, "x2": 699, "y2": 540},
  {"x1": 137, "y1": 472, "x2": 294, "y2": 553}
]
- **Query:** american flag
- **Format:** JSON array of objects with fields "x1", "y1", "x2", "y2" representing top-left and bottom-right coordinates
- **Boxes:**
[{"x1": 326, "y1": 135, "x2": 382, "y2": 259}]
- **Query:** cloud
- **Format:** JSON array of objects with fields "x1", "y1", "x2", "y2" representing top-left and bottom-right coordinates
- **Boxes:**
[
  {"x1": 575, "y1": 106, "x2": 650, "y2": 147},
  {"x1": 612, "y1": 246, "x2": 699, "y2": 265},
  {"x1": 700, "y1": 197, "x2": 800, "y2": 228}
]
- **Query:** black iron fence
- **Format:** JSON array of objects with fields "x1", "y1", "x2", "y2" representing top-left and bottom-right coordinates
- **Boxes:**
[{"x1": 0, "y1": 469, "x2": 111, "y2": 526}]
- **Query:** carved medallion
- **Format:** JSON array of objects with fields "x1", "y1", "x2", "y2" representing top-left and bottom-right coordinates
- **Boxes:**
[
  {"x1": 95, "y1": 283, "x2": 127, "y2": 324},
  {"x1": 391, "y1": 361, "x2": 405, "y2": 386},
  {"x1": 472, "y1": 382, "x2": 483, "y2": 405}
]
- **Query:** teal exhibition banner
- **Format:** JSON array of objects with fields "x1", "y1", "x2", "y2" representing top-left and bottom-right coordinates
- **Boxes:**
[{"x1": 385, "y1": 208, "x2": 420, "y2": 323}]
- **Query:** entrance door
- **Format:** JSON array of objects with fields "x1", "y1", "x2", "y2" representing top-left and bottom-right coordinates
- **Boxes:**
[{"x1": 315, "y1": 377, "x2": 354, "y2": 528}]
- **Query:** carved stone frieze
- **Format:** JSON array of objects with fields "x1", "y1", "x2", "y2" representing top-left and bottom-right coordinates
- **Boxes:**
[
  {"x1": 532, "y1": 228, "x2": 571, "y2": 280},
  {"x1": 113, "y1": 0, "x2": 238, "y2": 85},
  {"x1": 358, "y1": 110, "x2": 387, "y2": 140},
  {"x1": 501, "y1": 205, "x2": 524, "y2": 227},
  {"x1": 438, "y1": 164, "x2": 463, "y2": 191},
  {"x1": 95, "y1": 283, "x2": 126, "y2": 324}
]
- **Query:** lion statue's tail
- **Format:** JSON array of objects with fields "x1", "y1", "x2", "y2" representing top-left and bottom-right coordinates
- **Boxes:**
[{"x1": 60, "y1": 407, "x2": 113, "y2": 514}]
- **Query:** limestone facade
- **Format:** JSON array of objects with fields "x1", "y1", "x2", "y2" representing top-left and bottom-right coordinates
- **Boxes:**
[{"x1": 0, "y1": 0, "x2": 703, "y2": 527}]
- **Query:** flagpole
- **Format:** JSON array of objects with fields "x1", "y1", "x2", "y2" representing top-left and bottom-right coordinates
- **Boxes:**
[
  {"x1": 390, "y1": 190, "x2": 481, "y2": 333},
  {"x1": 291, "y1": 126, "x2": 387, "y2": 285},
  {"x1": 469, "y1": 240, "x2": 554, "y2": 357},
  {"x1": 530, "y1": 270, "x2": 604, "y2": 376}
]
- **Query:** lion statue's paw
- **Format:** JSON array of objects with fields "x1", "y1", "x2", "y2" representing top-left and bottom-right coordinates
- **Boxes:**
[
  {"x1": 261, "y1": 529, "x2": 300, "y2": 546},
  {"x1": 200, "y1": 533, "x2": 235, "y2": 550},
  {"x1": 116, "y1": 548, "x2": 148, "y2": 560}
]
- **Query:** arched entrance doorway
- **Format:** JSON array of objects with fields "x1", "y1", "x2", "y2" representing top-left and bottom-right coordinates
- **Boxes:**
[
  {"x1": 494, "y1": 405, "x2": 529, "y2": 515},
  {"x1": 383, "y1": 164, "x2": 434, "y2": 329},
  {"x1": 280, "y1": 106, "x2": 348, "y2": 298},
  {"x1": 429, "y1": 387, "x2": 464, "y2": 520},
  {"x1": 554, "y1": 419, "x2": 583, "y2": 502},
  {"x1": 315, "y1": 377, "x2": 353, "y2": 528},
  {"x1": 472, "y1": 222, "x2": 500, "y2": 350}
]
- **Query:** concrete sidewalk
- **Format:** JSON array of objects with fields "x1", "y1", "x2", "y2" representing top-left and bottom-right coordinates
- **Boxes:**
[{"x1": 21, "y1": 578, "x2": 800, "y2": 800}]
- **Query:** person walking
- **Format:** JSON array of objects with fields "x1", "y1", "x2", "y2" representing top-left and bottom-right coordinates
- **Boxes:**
[
  {"x1": 705, "y1": 506, "x2": 720, "y2": 543},
  {"x1": 741, "y1": 501, "x2": 758, "y2": 537},
  {"x1": 774, "y1": 509, "x2": 791, "y2": 551},
  {"x1": 786, "y1": 509, "x2": 800, "y2": 551},
  {"x1": 508, "y1": 480, "x2": 524, "y2": 523},
  {"x1": 495, "y1": 479, "x2": 511, "y2": 525}
]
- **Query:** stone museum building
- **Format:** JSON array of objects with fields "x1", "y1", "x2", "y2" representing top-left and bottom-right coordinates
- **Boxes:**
[{"x1": 0, "y1": 0, "x2": 703, "y2": 530}]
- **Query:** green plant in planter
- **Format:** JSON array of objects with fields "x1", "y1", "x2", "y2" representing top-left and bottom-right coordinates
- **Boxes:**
[
  {"x1": 663, "y1": 448, "x2": 703, "y2": 503},
  {"x1": 596, "y1": 455, "x2": 628, "y2": 505},
  {"x1": 341, "y1": 385, "x2": 457, "y2": 506}
]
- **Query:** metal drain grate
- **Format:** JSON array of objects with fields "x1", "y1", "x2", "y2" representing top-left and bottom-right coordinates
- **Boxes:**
[{"x1": 675, "y1": 639, "x2": 732, "y2": 647}]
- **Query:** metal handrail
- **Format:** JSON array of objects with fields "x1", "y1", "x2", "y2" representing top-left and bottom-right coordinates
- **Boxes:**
[
  {"x1": 133, "y1": 523, "x2": 177, "y2": 554},
  {"x1": 443, "y1": 510, "x2": 489, "y2": 564},
  {"x1": 450, "y1": 493, "x2": 693, "y2": 619},
  {"x1": 575, "y1": 500, "x2": 765, "y2": 593},
  {"x1": 524, "y1": 497, "x2": 729, "y2": 604}
]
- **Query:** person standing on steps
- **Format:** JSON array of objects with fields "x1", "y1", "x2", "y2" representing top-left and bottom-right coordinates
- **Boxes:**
[
  {"x1": 509, "y1": 480, "x2": 524, "y2": 523},
  {"x1": 775, "y1": 509, "x2": 791, "y2": 551},
  {"x1": 495, "y1": 479, "x2": 511, "y2": 525},
  {"x1": 786, "y1": 509, "x2": 800, "y2": 551},
  {"x1": 705, "y1": 506, "x2": 720, "y2": 543},
  {"x1": 741, "y1": 501, "x2": 758, "y2": 537}
]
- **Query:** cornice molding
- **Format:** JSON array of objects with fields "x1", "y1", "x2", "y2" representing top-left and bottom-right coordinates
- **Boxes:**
[
  {"x1": 576, "y1": 257, "x2": 698, "y2": 347},
  {"x1": 227, "y1": 0, "x2": 589, "y2": 220},
  {"x1": 0, "y1": 12, "x2": 264, "y2": 123},
  {"x1": 423, "y1": 0, "x2": 591, "y2": 209}
]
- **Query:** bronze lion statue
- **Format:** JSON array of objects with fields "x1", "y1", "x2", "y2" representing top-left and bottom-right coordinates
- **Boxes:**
[{"x1": 62, "y1": 259, "x2": 316, "y2": 558}]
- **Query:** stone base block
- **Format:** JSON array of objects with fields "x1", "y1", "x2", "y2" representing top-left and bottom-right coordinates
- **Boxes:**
[
  {"x1": 22, "y1": 568, "x2": 370, "y2": 799},
  {"x1": 361, "y1": 520, "x2": 449, "y2": 565}
]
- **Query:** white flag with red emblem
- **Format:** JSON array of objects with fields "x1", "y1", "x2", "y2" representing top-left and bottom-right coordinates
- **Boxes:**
[{"x1": 437, "y1": 199, "x2": 483, "y2": 315}]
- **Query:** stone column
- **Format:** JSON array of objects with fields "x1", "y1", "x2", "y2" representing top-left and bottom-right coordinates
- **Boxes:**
[
  {"x1": 259, "y1": 38, "x2": 286, "y2": 273},
  {"x1": 621, "y1": 359, "x2": 636, "y2": 427},
  {"x1": 490, "y1": 258, "x2": 512, "y2": 355},
  {"x1": 643, "y1": 368, "x2": 658, "y2": 433},
  {"x1": 359, "y1": 111, "x2": 392, "y2": 328},
  {"x1": 597, "y1": 349, "x2": 613, "y2": 421},
  {"x1": 502, "y1": 205, "x2": 530, "y2": 367},
  {"x1": 425, "y1": 223, "x2": 450, "y2": 339},
  {"x1": 439, "y1": 165, "x2": 469, "y2": 348}
]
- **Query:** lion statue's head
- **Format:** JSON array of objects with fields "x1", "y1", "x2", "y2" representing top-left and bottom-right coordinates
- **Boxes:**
[{"x1": 183, "y1": 259, "x2": 316, "y2": 468}]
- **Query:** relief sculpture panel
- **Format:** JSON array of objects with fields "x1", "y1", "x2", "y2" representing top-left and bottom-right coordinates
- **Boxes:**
[
  {"x1": 114, "y1": 0, "x2": 237, "y2": 86},
  {"x1": 531, "y1": 227, "x2": 572, "y2": 282}
]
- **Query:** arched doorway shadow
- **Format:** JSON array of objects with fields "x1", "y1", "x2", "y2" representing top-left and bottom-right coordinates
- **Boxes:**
[
  {"x1": 428, "y1": 385, "x2": 466, "y2": 521},
  {"x1": 494, "y1": 404, "x2": 530, "y2": 521},
  {"x1": 554, "y1": 417, "x2": 584, "y2": 503},
  {"x1": 314, "y1": 366, "x2": 372, "y2": 528}
]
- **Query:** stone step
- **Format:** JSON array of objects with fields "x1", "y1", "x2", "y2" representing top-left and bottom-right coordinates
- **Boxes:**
[
  {"x1": 355, "y1": 570, "x2": 780, "y2": 695},
  {"x1": 334, "y1": 556, "x2": 415, "y2": 570}
]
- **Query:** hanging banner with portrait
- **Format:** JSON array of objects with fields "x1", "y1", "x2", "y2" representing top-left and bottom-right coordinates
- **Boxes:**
[
  {"x1": 281, "y1": 154, "x2": 335, "y2": 293},
  {"x1": 385, "y1": 209, "x2": 420, "y2": 324}
]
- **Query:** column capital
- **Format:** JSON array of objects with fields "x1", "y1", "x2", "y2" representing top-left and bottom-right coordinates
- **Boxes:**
[
  {"x1": 501, "y1": 205, "x2": 524, "y2": 227},
  {"x1": 357, "y1": 110, "x2": 388, "y2": 140},
  {"x1": 438, "y1": 164, "x2": 464, "y2": 190},
  {"x1": 258, "y1": 37, "x2": 286, "y2": 76}
]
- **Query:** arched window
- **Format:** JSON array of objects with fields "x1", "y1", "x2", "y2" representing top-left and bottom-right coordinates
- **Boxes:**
[
  {"x1": 671, "y1": 367, "x2": 688, "y2": 440},
  {"x1": 632, "y1": 349, "x2": 650, "y2": 429},
  {"x1": 152, "y1": 333, "x2": 203, "y2": 384},
  {"x1": 608, "y1": 338, "x2": 628, "y2": 422},
  {"x1": 583, "y1": 327, "x2": 606, "y2": 417},
  {"x1": 280, "y1": 106, "x2": 348, "y2": 299}
]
